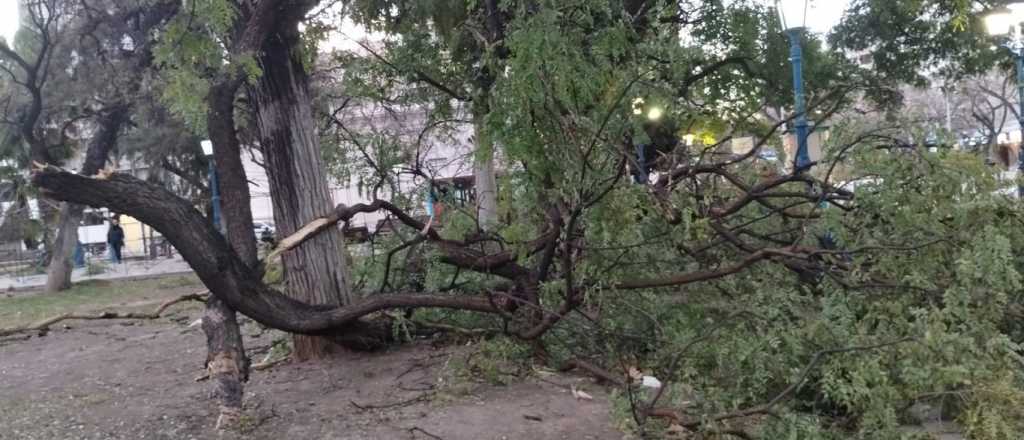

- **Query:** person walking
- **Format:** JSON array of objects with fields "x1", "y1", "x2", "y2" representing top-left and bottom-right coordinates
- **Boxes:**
[{"x1": 107, "y1": 216, "x2": 125, "y2": 264}]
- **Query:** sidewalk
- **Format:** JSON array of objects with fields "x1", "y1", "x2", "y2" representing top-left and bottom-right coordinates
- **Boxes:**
[{"x1": 0, "y1": 257, "x2": 194, "y2": 292}]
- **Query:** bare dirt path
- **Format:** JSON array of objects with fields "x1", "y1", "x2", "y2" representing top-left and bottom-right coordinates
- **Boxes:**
[{"x1": 0, "y1": 292, "x2": 624, "y2": 440}]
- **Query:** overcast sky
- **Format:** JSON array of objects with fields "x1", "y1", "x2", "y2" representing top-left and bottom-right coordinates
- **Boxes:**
[
  {"x1": 805, "y1": 0, "x2": 851, "y2": 35},
  {"x1": 0, "y1": 1, "x2": 17, "y2": 45}
]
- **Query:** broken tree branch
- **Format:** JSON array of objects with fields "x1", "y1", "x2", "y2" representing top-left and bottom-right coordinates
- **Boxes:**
[
  {"x1": 31, "y1": 166, "x2": 507, "y2": 336},
  {"x1": 0, "y1": 291, "x2": 209, "y2": 337}
]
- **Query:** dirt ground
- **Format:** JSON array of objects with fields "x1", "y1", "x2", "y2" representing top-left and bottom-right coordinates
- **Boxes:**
[{"x1": 0, "y1": 285, "x2": 626, "y2": 440}]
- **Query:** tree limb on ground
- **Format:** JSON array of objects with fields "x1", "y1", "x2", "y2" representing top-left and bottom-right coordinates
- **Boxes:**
[{"x1": 0, "y1": 291, "x2": 209, "y2": 337}]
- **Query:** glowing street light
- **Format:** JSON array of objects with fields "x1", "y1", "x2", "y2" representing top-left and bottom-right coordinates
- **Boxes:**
[
  {"x1": 683, "y1": 133, "x2": 696, "y2": 146},
  {"x1": 646, "y1": 106, "x2": 664, "y2": 121}
]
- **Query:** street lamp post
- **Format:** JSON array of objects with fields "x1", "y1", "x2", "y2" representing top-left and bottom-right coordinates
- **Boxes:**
[
  {"x1": 986, "y1": 4, "x2": 1024, "y2": 198},
  {"x1": 777, "y1": 0, "x2": 811, "y2": 171},
  {"x1": 200, "y1": 140, "x2": 223, "y2": 233}
]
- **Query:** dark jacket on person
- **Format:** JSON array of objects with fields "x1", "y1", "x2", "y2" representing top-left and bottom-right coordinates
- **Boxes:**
[{"x1": 107, "y1": 224, "x2": 124, "y2": 245}]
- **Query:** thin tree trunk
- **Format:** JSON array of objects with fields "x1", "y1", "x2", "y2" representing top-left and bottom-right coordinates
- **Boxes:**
[
  {"x1": 44, "y1": 205, "x2": 84, "y2": 291},
  {"x1": 473, "y1": 117, "x2": 499, "y2": 231},
  {"x1": 45, "y1": 106, "x2": 130, "y2": 292},
  {"x1": 202, "y1": 82, "x2": 255, "y2": 430},
  {"x1": 472, "y1": 0, "x2": 506, "y2": 232},
  {"x1": 249, "y1": 25, "x2": 352, "y2": 361}
]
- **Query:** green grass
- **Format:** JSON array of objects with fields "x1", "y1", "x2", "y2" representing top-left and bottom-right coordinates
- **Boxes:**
[{"x1": 0, "y1": 274, "x2": 203, "y2": 329}]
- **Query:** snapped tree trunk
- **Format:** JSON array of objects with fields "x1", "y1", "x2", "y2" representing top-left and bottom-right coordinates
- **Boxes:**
[
  {"x1": 202, "y1": 82, "x2": 256, "y2": 430},
  {"x1": 45, "y1": 106, "x2": 130, "y2": 292},
  {"x1": 249, "y1": 26, "x2": 352, "y2": 361}
]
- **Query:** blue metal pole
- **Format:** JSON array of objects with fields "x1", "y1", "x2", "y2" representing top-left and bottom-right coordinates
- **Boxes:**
[
  {"x1": 1016, "y1": 49, "x2": 1024, "y2": 198},
  {"x1": 787, "y1": 28, "x2": 811, "y2": 171},
  {"x1": 209, "y1": 158, "x2": 222, "y2": 233}
]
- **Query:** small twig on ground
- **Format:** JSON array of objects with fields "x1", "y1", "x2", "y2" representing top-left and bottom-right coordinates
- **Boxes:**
[
  {"x1": 395, "y1": 360, "x2": 444, "y2": 380},
  {"x1": 252, "y1": 356, "x2": 291, "y2": 371},
  {"x1": 533, "y1": 375, "x2": 573, "y2": 391},
  {"x1": 396, "y1": 352, "x2": 452, "y2": 380},
  {"x1": 350, "y1": 391, "x2": 435, "y2": 411},
  {"x1": 0, "y1": 291, "x2": 209, "y2": 337},
  {"x1": 0, "y1": 333, "x2": 33, "y2": 345},
  {"x1": 559, "y1": 358, "x2": 625, "y2": 386},
  {"x1": 408, "y1": 426, "x2": 443, "y2": 439},
  {"x1": 397, "y1": 383, "x2": 436, "y2": 392},
  {"x1": 197, "y1": 355, "x2": 290, "y2": 382}
]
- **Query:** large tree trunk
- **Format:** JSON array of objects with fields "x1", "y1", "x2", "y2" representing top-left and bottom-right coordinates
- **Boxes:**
[
  {"x1": 45, "y1": 106, "x2": 130, "y2": 292},
  {"x1": 248, "y1": 21, "x2": 353, "y2": 361},
  {"x1": 202, "y1": 82, "x2": 256, "y2": 430}
]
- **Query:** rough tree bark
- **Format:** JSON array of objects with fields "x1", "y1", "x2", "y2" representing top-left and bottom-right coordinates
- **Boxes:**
[
  {"x1": 472, "y1": 115, "x2": 499, "y2": 231},
  {"x1": 45, "y1": 105, "x2": 130, "y2": 292},
  {"x1": 189, "y1": 0, "x2": 300, "y2": 427},
  {"x1": 32, "y1": 168, "x2": 508, "y2": 334},
  {"x1": 471, "y1": 0, "x2": 508, "y2": 231},
  {"x1": 202, "y1": 82, "x2": 256, "y2": 430},
  {"x1": 248, "y1": 14, "x2": 353, "y2": 360}
]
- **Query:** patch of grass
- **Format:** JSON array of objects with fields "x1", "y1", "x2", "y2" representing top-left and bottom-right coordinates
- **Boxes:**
[
  {"x1": 0, "y1": 275, "x2": 204, "y2": 329},
  {"x1": 154, "y1": 274, "x2": 202, "y2": 289},
  {"x1": 441, "y1": 337, "x2": 531, "y2": 389},
  {"x1": 85, "y1": 260, "x2": 108, "y2": 276}
]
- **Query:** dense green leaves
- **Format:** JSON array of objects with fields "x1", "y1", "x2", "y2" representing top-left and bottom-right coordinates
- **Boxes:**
[{"x1": 335, "y1": 1, "x2": 1024, "y2": 438}]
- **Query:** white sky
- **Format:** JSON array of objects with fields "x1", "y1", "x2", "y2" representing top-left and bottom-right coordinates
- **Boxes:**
[
  {"x1": 0, "y1": 1, "x2": 17, "y2": 45},
  {"x1": 805, "y1": 0, "x2": 851, "y2": 35}
]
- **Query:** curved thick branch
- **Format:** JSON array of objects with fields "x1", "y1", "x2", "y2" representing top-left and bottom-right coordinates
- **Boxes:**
[{"x1": 31, "y1": 166, "x2": 501, "y2": 334}]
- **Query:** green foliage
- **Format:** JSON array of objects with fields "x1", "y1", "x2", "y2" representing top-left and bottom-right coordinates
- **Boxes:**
[
  {"x1": 830, "y1": 0, "x2": 1003, "y2": 86},
  {"x1": 306, "y1": 0, "x2": 1024, "y2": 437},
  {"x1": 461, "y1": 337, "x2": 532, "y2": 385},
  {"x1": 151, "y1": 0, "x2": 242, "y2": 133}
]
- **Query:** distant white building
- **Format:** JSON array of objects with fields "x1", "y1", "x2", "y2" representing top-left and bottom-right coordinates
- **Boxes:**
[{"x1": 245, "y1": 101, "x2": 479, "y2": 235}]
